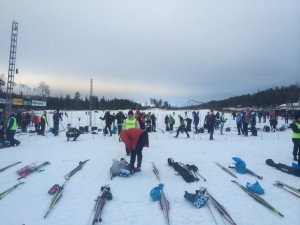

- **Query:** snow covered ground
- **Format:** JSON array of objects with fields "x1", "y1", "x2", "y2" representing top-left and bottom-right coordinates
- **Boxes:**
[{"x1": 0, "y1": 109, "x2": 299, "y2": 225}]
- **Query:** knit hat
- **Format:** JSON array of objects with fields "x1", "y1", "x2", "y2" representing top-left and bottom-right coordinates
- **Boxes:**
[{"x1": 128, "y1": 110, "x2": 134, "y2": 115}]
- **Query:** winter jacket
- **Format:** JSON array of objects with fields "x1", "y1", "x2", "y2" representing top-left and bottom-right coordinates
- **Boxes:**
[
  {"x1": 6, "y1": 114, "x2": 17, "y2": 134},
  {"x1": 100, "y1": 112, "x2": 114, "y2": 126},
  {"x1": 115, "y1": 112, "x2": 126, "y2": 125},
  {"x1": 168, "y1": 116, "x2": 175, "y2": 125},
  {"x1": 250, "y1": 115, "x2": 256, "y2": 125},
  {"x1": 236, "y1": 114, "x2": 242, "y2": 123},
  {"x1": 291, "y1": 122, "x2": 300, "y2": 139},
  {"x1": 41, "y1": 114, "x2": 47, "y2": 126},
  {"x1": 120, "y1": 128, "x2": 149, "y2": 150},
  {"x1": 193, "y1": 112, "x2": 199, "y2": 125}
]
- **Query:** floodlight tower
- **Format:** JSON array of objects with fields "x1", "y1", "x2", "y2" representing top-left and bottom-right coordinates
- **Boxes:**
[
  {"x1": 89, "y1": 79, "x2": 93, "y2": 126},
  {"x1": 6, "y1": 21, "x2": 19, "y2": 113}
]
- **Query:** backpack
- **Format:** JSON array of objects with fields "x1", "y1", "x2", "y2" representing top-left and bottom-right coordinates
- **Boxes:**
[
  {"x1": 199, "y1": 127, "x2": 205, "y2": 133},
  {"x1": 110, "y1": 158, "x2": 129, "y2": 178},
  {"x1": 168, "y1": 158, "x2": 197, "y2": 183},
  {"x1": 263, "y1": 126, "x2": 270, "y2": 132}
]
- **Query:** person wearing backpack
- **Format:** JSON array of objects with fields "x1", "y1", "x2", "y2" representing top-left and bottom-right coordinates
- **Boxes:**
[{"x1": 120, "y1": 128, "x2": 149, "y2": 172}]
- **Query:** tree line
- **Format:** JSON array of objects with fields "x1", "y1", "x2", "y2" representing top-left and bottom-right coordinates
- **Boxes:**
[
  {"x1": 201, "y1": 83, "x2": 300, "y2": 110},
  {"x1": 0, "y1": 83, "x2": 299, "y2": 111}
]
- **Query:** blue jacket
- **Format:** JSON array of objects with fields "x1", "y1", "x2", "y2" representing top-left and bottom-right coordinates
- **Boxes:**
[
  {"x1": 193, "y1": 112, "x2": 199, "y2": 125},
  {"x1": 236, "y1": 114, "x2": 242, "y2": 123}
]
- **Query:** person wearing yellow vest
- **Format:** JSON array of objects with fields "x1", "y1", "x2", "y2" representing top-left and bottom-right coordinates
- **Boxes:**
[
  {"x1": 291, "y1": 114, "x2": 300, "y2": 164},
  {"x1": 122, "y1": 110, "x2": 139, "y2": 130},
  {"x1": 40, "y1": 111, "x2": 48, "y2": 136},
  {"x1": 6, "y1": 113, "x2": 20, "y2": 147},
  {"x1": 122, "y1": 110, "x2": 140, "y2": 155}
]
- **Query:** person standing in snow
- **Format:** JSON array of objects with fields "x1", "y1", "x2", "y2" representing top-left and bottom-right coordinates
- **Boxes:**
[
  {"x1": 151, "y1": 113, "x2": 157, "y2": 132},
  {"x1": 168, "y1": 115, "x2": 175, "y2": 131},
  {"x1": 6, "y1": 113, "x2": 20, "y2": 146},
  {"x1": 100, "y1": 110, "x2": 114, "y2": 136},
  {"x1": 291, "y1": 114, "x2": 300, "y2": 164},
  {"x1": 40, "y1": 111, "x2": 48, "y2": 136},
  {"x1": 120, "y1": 128, "x2": 149, "y2": 172},
  {"x1": 174, "y1": 114, "x2": 190, "y2": 138},
  {"x1": 207, "y1": 110, "x2": 216, "y2": 140},
  {"x1": 192, "y1": 111, "x2": 200, "y2": 133},
  {"x1": 250, "y1": 112, "x2": 257, "y2": 136},
  {"x1": 122, "y1": 110, "x2": 139, "y2": 155},
  {"x1": 164, "y1": 114, "x2": 169, "y2": 131},
  {"x1": 241, "y1": 111, "x2": 249, "y2": 137},
  {"x1": 53, "y1": 110, "x2": 62, "y2": 136},
  {"x1": 115, "y1": 110, "x2": 126, "y2": 135},
  {"x1": 122, "y1": 110, "x2": 139, "y2": 130},
  {"x1": 219, "y1": 112, "x2": 227, "y2": 135},
  {"x1": 236, "y1": 112, "x2": 243, "y2": 135},
  {"x1": 204, "y1": 112, "x2": 210, "y2": 132}
]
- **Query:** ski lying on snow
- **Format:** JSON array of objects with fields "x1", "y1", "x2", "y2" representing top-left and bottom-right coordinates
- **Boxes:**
[
  {"x1": 273, "y1": 181, "x2": 300, "y2": 198},
  {"x1": 0, "y1": 161, "x2": 22, "y2": 173},
  {"x1": 92, "y1": 185, "x2": 112, "y2": 224},
  {"x1": 44, "y1": 181, "x2": 66, "y2": 218},
  {"x1": 0, "y1": 181, "x2": 25, "y2": 200},
  {"x1": 214, "y1": 162, "x2": 237, "y2": 178},
  {"x1": 231, "y1": 180, "x2": 284, "y2": 217},
  {"x1": 197, "y1": 187, "x2": 237, "y2": 225},
  {"x1": 64, "y1": 159, "x2": 89, "y2": 180},
  {"x1": 17, "y1": 161, "x2": 50, "y2": 180}
]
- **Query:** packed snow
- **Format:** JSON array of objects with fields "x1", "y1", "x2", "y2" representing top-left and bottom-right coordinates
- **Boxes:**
[{"x1": 0, "y1": 109, "x2": 299, "y2": 225}]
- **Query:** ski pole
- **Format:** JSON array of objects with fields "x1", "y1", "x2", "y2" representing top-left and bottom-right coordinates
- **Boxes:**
[{"x1": 195, "y1": 171, "x2": 207, "y2": 181}]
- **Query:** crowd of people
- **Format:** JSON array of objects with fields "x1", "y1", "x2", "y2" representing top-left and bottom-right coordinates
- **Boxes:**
[{"x1": 0, "y1": 107, "x2": 299, "y2": 169}]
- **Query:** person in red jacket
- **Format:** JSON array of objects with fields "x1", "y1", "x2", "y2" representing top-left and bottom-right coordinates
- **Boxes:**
[{"x1": 120, "y1": 128, "x2": 149, "y2": 172}]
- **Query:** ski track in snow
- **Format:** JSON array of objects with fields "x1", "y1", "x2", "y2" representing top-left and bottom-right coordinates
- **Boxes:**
[{"x1": 0, "y1": 109, "x2": 299, "y2": 225}]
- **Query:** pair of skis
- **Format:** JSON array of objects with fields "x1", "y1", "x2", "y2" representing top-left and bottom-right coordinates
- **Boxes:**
[
  {"x1": 273, "y1": 180, "x2": 300, "y2": 198},
  {"x1": 44, "y1": 160, "x2": 89, "y2": 218},
  {"x1": 44, "y1": 181, "x2": 66, "y2": 218},
  {"x1": 197, "y1": 187, "x2": 237, "y2": 225},
  {"x1": 215, "y1": 162, "x2": 263, "y2": 180},
  {"x1": 64, "y1": 159, "x2": 89, "y2": 180},
  {"x1": 152, "y1": 163, "x2": 170, "y2": 225},
  {"x1": 17, "y1": 161, "x2": 50, "y2": 180},
  {"x1": 232, "y1": 180, "x2": 284, "y2": 217},
  {"x1": 92, "y1": 185, "x2": 112, "y2": 224}
]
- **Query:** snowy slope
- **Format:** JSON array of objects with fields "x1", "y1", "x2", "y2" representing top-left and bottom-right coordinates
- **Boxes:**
[{"x1": 0, "y1": 110, "x2": 299, "y2": 225}]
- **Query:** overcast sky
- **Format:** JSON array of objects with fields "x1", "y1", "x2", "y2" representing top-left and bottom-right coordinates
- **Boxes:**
[{"x1": 0, "y1": 0, "x2": 299, "y2": 106}]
